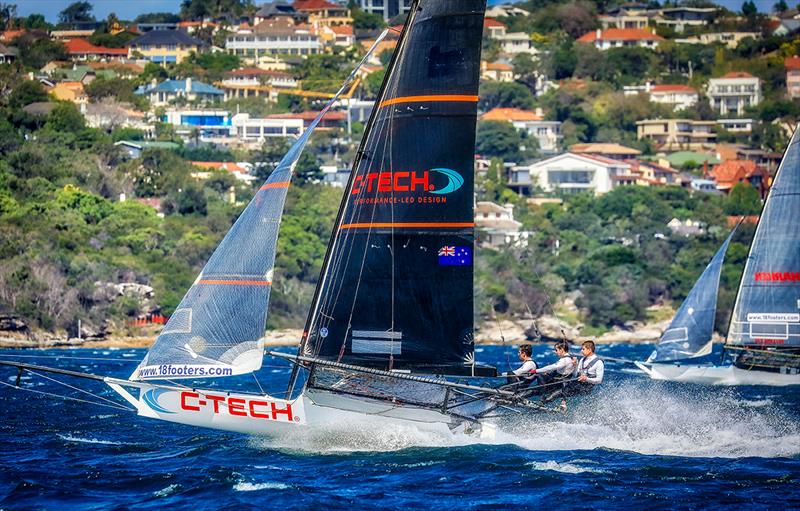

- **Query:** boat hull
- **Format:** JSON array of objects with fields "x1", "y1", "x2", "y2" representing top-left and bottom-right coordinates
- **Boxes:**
[
  {"x1": 634, "y1": 361, "x2": 800, "y2": 386},
  {"x1": 110, "y1": 383, "x2": 470, "y2": 437}
]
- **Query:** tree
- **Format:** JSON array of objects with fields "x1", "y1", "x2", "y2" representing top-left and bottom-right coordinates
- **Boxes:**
[
  {"x1": 476, "y1": 121, "x2": 532, "y2": 162},
  {"x1": 725, "y1": 182, "x2": 762, "y2": 215},
  {"x1": 554, "y1": 2, "x2": 597, "y2": 39},
  {"x1": 58, "y1": 1, "x2": 94, "y2": 24},
  {"x1": 774, "y1": 0, "x2": 789, "y2": 12},
  {"x1": 0, "y1": 2, "x2": 16, "y2": 30},
  {"x1": 478, "y1": 81, "x2": 535, "y2": 111},
  {"x1": 45, "y1": 102, "x2": 86, "y2": 133},
  {"x1": 14, "y1": 33, "x2": 68, "y2": 69},
  {"x1": 7, "y1": 80, "x2": 48, "y2": 109},
  {"x1": 741, "y1": 0, "x2": 757, "y2": 16}
]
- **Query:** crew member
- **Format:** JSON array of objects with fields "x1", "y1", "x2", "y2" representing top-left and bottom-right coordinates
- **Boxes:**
[
  {"x1": 528, "y1": 341, "x2": 576, "y2": 401},
  {"x1": 556, "y1": 340, "x2": 605, "y2": 403},
  {"x1": 501, "y1": 344, "x2": 538, "y2": 387}
]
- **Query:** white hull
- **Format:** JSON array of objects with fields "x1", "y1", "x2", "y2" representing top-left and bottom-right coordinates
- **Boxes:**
[
  {"x1": 107, "y1": 381, "x2": 485, "y2": 437},
  {"x1": 634, "y1": 361, "x2": 800, "y2": 386}
]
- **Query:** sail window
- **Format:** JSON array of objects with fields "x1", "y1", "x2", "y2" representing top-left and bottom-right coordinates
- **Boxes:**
[
  {"x1": 660, "y1": 327, "x2": 689, "y2": 344},
  {"x1": 162, "y1": 308, "x2": 192, "y2": 335}
]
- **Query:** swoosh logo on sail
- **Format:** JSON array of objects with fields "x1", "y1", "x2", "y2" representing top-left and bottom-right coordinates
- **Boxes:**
[{"x1": 429, "y1": 168, "x2": 464, "y2": 195}]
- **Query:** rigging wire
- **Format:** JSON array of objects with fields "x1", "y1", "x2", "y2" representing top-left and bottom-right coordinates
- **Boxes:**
[
  {"x1": 0, "y1": 380, "x2": 133, "y2": 412},
  {"x1": 0, "y1": 353, "x2": 138, "y2": 363},
  {"x1": 27, "y1": 369, "x2": 126, "y2": 409}
]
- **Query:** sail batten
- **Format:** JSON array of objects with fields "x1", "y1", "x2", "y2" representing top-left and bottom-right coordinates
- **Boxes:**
[
  {"x1": 133, "y1": 32, "x2": 389, "y2": 381},
  {"x1": 301, "y1": 0, "x2": 493, "y2": 377}
]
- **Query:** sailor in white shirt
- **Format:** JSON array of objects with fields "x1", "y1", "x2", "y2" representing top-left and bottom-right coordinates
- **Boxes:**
[
  {"x1": 576, "y1": 340, "x2": 604, "y2": 385},
  {"x1": 531, "y1": 340, "x2": 576, "y2": 381},
  {"x1": 501, "y1": 344, "x2": 538, "y2": 386}
]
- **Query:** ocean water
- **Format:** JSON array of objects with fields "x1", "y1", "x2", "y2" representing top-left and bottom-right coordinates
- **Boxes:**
[{"x1": 0, "y1": 344, "x2": 798, "y2": 510}]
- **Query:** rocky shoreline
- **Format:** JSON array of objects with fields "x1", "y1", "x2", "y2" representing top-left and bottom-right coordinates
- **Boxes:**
[{"x1": 0, "y1": 315, "x2": 668, "y2": 349}]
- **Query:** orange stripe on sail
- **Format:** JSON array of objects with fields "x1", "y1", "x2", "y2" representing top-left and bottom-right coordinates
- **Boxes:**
[
  {"x1": 259, "y1": 182, "x2": 290, "y2": 191},
  {"x1": 379, "y1": 95, "x2": 479, "y2": 108},
  {"x1": 197, "y1": 280, "x2": 272, "y2": 286},
  {"x1": 339, "y1": 222, "x2": 474, "y2": 230}
]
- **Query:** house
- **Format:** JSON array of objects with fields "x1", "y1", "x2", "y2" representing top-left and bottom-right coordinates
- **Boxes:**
[
  {"x1": 675, "y1": 32, "x2": 761, "y2": 48},
  {"x1": 667, "y1": 218, "x2": 704, "y2": 236},
  {"x1": 321, "y1": 165, "x2": 351, "y2": 187},
  {"x1": 161, "y1": 109, "x2": 233, "y2": 139},
  {"x1": 318, "y1": 25, "x2": 355, "y2": 47},
  {"x1": 266, "y1": 110, "x2": 346, "y2": 129},
  {"x1": 226, "y1": 17, "x2": 321, "y2": 60},
  {"x1": 480, "y1": 61, "x2": 513, "y2": 82},
  {"x1": 786, "y1": 56, "x2": 800, "y2": 99},
  {"x1": 485, "y1": 5, "x2": 529, "y2": 17},
  {"x1": 357, "y1": 0, "x2": 413, "y2": 23},
  {"x1": 481, "y1": 107, "x2": 561, "y2": 154},
  {"x1": 176, "y1": 20, "x2": 219, "y2": 34},
  {"x1": 511, "y1": 152, "x2": 633, "y2": 195},
  {"x1": 496, "y1": 31, "x2": 537, "y2": 56},
  {"x1": 63, "y1": 38, "x2": 128, "y2": 61},
  {"x1": 722, "y1": 145, "x2": 782, "y2": 172},
  {"x1": 774, "y1": 19, "x2": 800, "y2": 37},
  {"x1": 191, "y1": 161, "x2": 256, "y2": 184},
  {"x1": 577, "y1": 28, "x2": 663, "y2": 51},
  {"x1": 81, "y1": 100, "x2": 152, "y2": 134},
  {"x1": 475, "y1": 201, "x2": 529, "y2": 248},
  {"x1": 707, "y1": 72, "x2": 761, "y2": 116},
  {"x1": 136, "y1": 78, "x2": 224, "y2": 106},
  {"x1": 293, "y1": 0, "x2": 352, "y2": 29},
  {"x1": 253, "y1": 1, "x2": 307, "y2": 24},
  {"x1": 654, "y1": 7, "x2": 716, "y2": 32},
  {"x1": 628, "y1": 159, "x2": 681, "y2": 185},
  {"x1": 114, "y1": 140, "x2": 180, "y2": 159},
  {"x1": 231, "y1": 113, "x2": 304, "y2": 140},
  {"x1": 569, "y1": 143, "x2": 641, "y2": 160},
  {"x1": 49, "y1": 81, "x2": 88, "y2": 103},
  {"x1": 716, "y1": 118, "x2": 754, "y2": 133},
  {"x1": 220, "y1": 67, "x2": 297, "y2": 100},
  {"x1": 636, "y1": 119, "x2": 716, "y2": 150},
  {"x1": 649, "y1": 84, "x2": 699, "y2": 111},
  {"x1": 483, "y1": 18, "x2": 506, "y2": 38},
  {"x1": 598, "y1": 12, "x2": 649, "y2": 30},
  {"x1": 711, "y1": 159, "x2": 770, "y2": 197},
  {"x1": 127, "y1": 30, "x2": 203, "y2": 64},
  {"x1": 0, "y1": 43, "x2": 18, "y2": 64}
]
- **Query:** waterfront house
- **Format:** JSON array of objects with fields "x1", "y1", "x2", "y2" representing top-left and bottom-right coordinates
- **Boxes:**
[{"x1": 127, "y1": 30, "x2": 203, "y2": 64}]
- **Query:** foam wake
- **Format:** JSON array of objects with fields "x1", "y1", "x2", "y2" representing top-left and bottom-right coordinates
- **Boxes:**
[
  {"x1": 500, "y1": 381, "x2": 800, "y2": 458},
  {"x1": 248, "y1": 382, "x2": 798, "y2": 458}
]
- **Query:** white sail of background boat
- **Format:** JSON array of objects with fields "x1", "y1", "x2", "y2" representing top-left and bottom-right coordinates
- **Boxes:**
[
  {"x1": 0, "y1": 0, "x2": 559, "y2": 437},
  {"x1": 637, "y1": 129, "x2": 800, "y2": 386}
]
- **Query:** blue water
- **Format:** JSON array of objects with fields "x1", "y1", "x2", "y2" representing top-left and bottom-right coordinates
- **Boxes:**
[{"x1": 1, "y1": 344, "x2": 798, "y2": 510}]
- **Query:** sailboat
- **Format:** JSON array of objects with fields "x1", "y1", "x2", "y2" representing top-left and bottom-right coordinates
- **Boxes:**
[
  {"x1": 0, "y1": 0, "x2": 554, "y2": 437},
  {"x1": 636, "y1": 130, "x2": 800, "y2": 386}
]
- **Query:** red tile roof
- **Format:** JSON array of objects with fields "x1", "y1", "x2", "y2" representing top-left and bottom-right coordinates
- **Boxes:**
[
  {"x1": 711, "y1": 159, "x2": 766, "y2": 189},
  {"x1": 268, "y1": 111, "x2": 346, "y2": 121},
  {"x1": 481, "y1": 107, "x2": 542, "y2": 122},
  {"x1": 293, "y1": 0, "x2": 344, "y2": 11},
  {"x1": 577, "y1": 28, "x2": 664, "y2": 42},
  {"x1": 786, "y1": 56, "x2": 800, "y2": 70},
  {"x1": 64, "y1": 38, "x2": 128, "y2": 56},
  {"x1": 192, "y1": 161, "x2": 248, "y2": 173},
  {"x1": 650, "y1": 84, "x2": 697, "y2": 93},
  {"x1": 329, "y1": 25, "x2": 353, "y2": 35},
  {"x1": 720, "y1": 71, "x2": 755, "y2": 79},
  {"x1": 484, "y1": 18, "x2": 506, "y2": 28}
]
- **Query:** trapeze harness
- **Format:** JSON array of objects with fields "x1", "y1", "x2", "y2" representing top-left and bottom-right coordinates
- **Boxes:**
[{"x1": 566, "y1": 354, "x2": 604, "y2": 396}]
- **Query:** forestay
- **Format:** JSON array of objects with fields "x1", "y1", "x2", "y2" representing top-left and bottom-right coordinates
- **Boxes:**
[
  {"x1": 301, "y1": 0, "x2": 494, "y2": 376},
  {"x1": 648, "y1": 226, "x2": 737, "y2": 363},
  {"x1": 727, "y1": 128, "x2": 800, "y2": 349},
  {"x1": 133, "y1": 33, "x2": 389, "y2": 381}
]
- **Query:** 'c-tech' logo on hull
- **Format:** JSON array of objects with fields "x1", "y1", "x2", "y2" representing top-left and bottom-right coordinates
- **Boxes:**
[{"x1": 351, "y1": 168, "x2": 464, "y2": 196}]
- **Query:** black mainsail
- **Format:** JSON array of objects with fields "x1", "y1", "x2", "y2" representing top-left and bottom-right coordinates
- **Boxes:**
[{"x1": 300, "y1": 0, "x2": 492, "y2": 377}]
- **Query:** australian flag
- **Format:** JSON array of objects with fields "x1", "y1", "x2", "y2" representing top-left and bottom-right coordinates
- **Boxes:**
[{"x1": 438, "y1": 245, "x2": 472, "y2": 266}]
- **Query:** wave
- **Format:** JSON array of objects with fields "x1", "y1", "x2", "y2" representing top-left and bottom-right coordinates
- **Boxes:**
[
  {"x1": 57, "y1": 434, "x2": 132, "y2": 446},
  {"x1": 501, "y1": 381, "x2": 800, "y2": 459},
  {"x1": 233, "y1": 481, "x2": 290, "y2": 491},
  {"x1": 526, "y1": 460, "x2": 607, "y2": 474}
]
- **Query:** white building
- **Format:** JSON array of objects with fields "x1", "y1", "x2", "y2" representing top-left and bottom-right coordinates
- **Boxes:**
[
  {"x1": 707, "y1": 72, "x2": 761, "y2": 116},
  {"x1": 226, "y1": 17, "x2": 321, "y2": 60},
  {"x1": 475, "y1": 201, "x2": 529, "y2": 248},
  {"x1": 512, "y1": 152, "x2": 633, "y2": 195},
  {"x1": 480, "y1": 107, "x2": 562, "y2": 154},
  {"x1": 717, "y1": 118, "x2": 754, "y2": 133},
  {"x1": 358, "y1": 0, "x2": 412, "y2": 22},
  {"x1": 231, "y1": 113, "x2": 304, "y2": 141},
  {"x1": 161, "y1": 109, "x2": 234, "y2": 139},
  {"x1": 577, "y1": 28, "x2": 663, "y2": 50}
]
